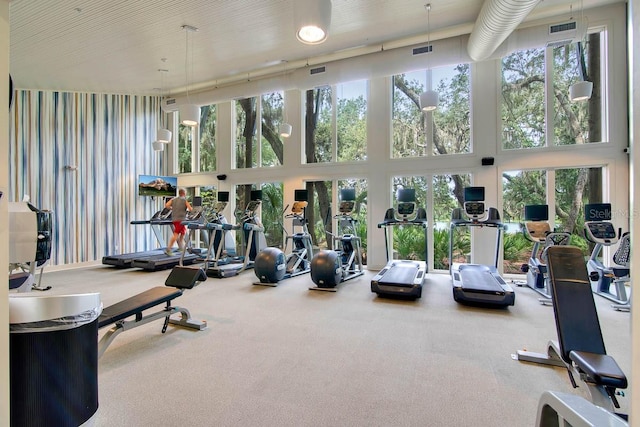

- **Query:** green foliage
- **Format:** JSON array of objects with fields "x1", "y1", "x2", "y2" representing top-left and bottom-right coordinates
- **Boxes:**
[
  {"x1": 503, "y1": 232, "x2": 531, "y2": 273},
  {"x1": 235, "y1": 98, "x2": 258, "y2": 168},
  {"x1": 502, "y1": 170, "x2": 546, "y2": 222},
  {"x1": 394, "y1": 226, "x2": 426, "y2": 261},
  {"x1": 199, "y1": 105, "x2": 217, "y2": 172},
  {"x1": 432, "y1": 228, "x2": 451, "y2": 270},
  {"x1": 178, "y1": 124, "x2": 193, "y2": 173},
  {"x1": 501, "y1": 48, "x2": 546, "y2": 149},
  {"x1": 337, "y1": 95, "x2": 367, "y2": 161}
]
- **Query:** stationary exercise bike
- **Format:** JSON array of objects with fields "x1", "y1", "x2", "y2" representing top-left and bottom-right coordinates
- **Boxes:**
[
  {"x1": 583, "y1": 203, "x2": 632, "y2": 310},
  {"x1": 519, "y1": 204, "x2": 571, "y2": 304},
  {"x1": 254, "y1": 189, "x2": 314, "y2": 286},
  {"x1": 309, "y1": 188, "x2": 364, "y2": 291}
]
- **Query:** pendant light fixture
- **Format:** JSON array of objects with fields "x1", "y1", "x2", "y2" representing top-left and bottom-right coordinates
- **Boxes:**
[
  {"x1": 419, "y1": 3, "x2": 438, "y2": 112},
  {"x1": 156, "y1": 68, "x2": 172, "y2": 144},
  {"x1": 180, "y1": 24, "x2": 200, "y2": 127},
  {"x1": 279, "y1": 61, "x2": 293, "y2": 138},
  {"x1": 294, "y1": 0, "x2": 332, "y2": 45},
  {"x1": 569, "y1": 1, "x2": 592, "y2": 102}
]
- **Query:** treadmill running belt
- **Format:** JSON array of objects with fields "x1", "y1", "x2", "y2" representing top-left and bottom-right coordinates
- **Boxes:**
[
  {"x1": 459, "y1": 266, "x2": 505, "y2": 293},
  {"x1": 379, "y1": 263, "x2": 419, "y2": 285}
]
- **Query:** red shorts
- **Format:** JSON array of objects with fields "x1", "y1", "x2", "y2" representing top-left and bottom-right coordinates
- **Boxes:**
[{"x1": 173, "y1": 221, "x2": 186, "y2": 235}]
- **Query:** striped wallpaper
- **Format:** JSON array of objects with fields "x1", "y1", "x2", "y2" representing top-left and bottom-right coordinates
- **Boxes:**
[{"x1": 9, "y1": 90, "x2": 168, "y2": 266}]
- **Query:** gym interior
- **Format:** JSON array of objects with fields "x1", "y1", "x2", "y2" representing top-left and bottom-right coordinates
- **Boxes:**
[{"x1": 2, "y1": 1, "x2": 640, "y2": 426}]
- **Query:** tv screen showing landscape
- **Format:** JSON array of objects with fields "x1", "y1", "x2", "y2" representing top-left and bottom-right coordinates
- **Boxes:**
[{"x1": 138, "y1": 175, "x2": 178, "y2": 197}]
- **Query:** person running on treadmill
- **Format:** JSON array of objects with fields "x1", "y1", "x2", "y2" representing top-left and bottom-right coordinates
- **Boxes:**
[{"x1": 165, "y1": 188, "x2": 192, "y2": 255}]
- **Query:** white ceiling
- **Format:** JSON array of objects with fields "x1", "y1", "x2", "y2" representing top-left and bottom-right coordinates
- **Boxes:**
[{"x1": 8, "y1": 0, "x2": 619, "y2": 96}]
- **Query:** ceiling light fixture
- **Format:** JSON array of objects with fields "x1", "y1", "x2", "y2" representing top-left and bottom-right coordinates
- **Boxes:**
[
  {"x1": 419, "y1": 3, "x2": 438, "y2": 112},
  {"x1": 569, "y1": 4, "x2": 592, "y2": 103},
  {"x1": 294, "y1": 0, "x2": 332, "y2": 45},
  {"x1": 180, "y1": 24, "x2": 200, "y2": 126},
  {"x1": 279, "y1": 60, "x2": 292, "y2": 138}
]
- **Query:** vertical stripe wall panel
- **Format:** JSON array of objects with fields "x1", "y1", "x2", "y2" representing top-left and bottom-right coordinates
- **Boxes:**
[{"x1": 9, "y1": 90, "x2": 165, "y2": 266}]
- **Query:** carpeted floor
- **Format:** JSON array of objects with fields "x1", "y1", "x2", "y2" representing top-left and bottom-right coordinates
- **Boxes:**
[{"x1": 35, "y1": 263, "x2": 631, "y2": 427}]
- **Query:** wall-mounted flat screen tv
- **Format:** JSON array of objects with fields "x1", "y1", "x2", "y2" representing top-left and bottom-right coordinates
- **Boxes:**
[{"x1": 138, "y1": 175, "x2": 178, "y2": 197}]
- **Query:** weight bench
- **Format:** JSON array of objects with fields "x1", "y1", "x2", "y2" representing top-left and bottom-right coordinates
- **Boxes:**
[
  {"x1": 515, "y1": 246, "x2": 627, "y2": 418},
  {"x1": 98, "y1": 266, "x2": 207, "y2": 358}
]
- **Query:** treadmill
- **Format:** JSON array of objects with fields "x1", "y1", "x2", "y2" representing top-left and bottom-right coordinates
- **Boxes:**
[
  {"x1": 449, "y1": 187, "x2": 515, "y2": 306},
  {"x1": 130, "y1": 197, "x2": 205, "y2": 271},
  {"x1": 101, "y1": 206, "x2": 173, "y2": 268},
  {"x1": 371, "y1": 188, "x2": 427, "y2": 299}
]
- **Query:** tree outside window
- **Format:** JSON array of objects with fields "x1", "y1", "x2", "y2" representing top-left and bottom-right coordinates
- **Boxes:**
[{"x1": 392, "y1": 64, "x2": 470, "y2": 158}]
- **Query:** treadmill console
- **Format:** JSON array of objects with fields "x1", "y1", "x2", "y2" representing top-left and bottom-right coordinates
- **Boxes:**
[
  {"x1": 464, "y1": 201, "x2": 485, "y2": 218},
  {"x1": 584, "y1": 203, "x2": 618, "y2": 244},
  {"x1": 462, "y1": 187, "x2": 486, "y2": 220},
  {"x1": 395, "y1": 188, "x2": 417, "y2": 220},
  {"x1": 397, "y1": 202, "x2": 415, "y2": 217}
]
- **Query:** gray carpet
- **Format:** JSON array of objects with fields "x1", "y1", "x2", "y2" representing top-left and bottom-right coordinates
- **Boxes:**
[{"x1": 38, "y1": 264, "x2": 631, "y2": 427}]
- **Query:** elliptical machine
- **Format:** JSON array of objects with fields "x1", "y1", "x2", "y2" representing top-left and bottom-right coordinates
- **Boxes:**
[
  {"x1": 309, "y1": 188, "x2": 364, "y2": 291},
  {"x1": 583, "y1": 203, "x2": 631, "y2": 310},
  {"x1": 206, "y1": 190, "x2": 266, "y2": 278},
  {"x1": 519, "y1": 204, "x2": 571, "y2": 305},
  {"x1": 254, "y1": 189, "x2": 314, "y2": 286}
]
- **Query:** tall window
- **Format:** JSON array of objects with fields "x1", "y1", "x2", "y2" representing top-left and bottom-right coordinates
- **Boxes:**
[
  {"x1": 199, "y1": 104, "x2": 216, "y2": 172},
  {"x1": 502, "y1": 170, "x2": 547, "y2": 274},
  {"x1": 235, "y1": 98, "x2": 258, "y2": 169},
  {"x1": 178, "y1": 124, "x2": 193, "y2": 173},
  {"x1": 433, "y1": 173, "x2": 471, "y2": 270},
  {"x1": 392, "y1": 64, "x2": 470, "y2": 158},
  {"x1": 305, "y1": 180, "x2": 333, "y2": 249},
  {"x1": 555, "y1": 166, "x2": 603, "y2": 256},
  {"x1": 391, "y1": 176, "x2": 428, "y2": 262},
  {"x1": 338, "y1": 178, "x2": 367, "y2": 263},
  {"x1": 502, "y1": 31, "x2": 605, "y2": 149},
  {"x1": 235, "y1": 92, "x2": 286, "y2": 169},
  {"x1": 304, "y1": 80, "x2": 367, "y2": 163},
  {"x1": 260, "y1": 182, "x2": 284, "y2": 248},
  {"x1": 553, "y1": 33, "x2": 605, "y2": 145},
  {"x1": 261, "y1": 92, "x2": 285, "y2": 167},
  {"x1": 501, "y1": 48, "x2": 546, "y2": 149}
]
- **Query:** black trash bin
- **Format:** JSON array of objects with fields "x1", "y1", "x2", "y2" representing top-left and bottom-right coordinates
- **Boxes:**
[{"x1": 9, "y1": 293, "x2": 102, "y2": 427}]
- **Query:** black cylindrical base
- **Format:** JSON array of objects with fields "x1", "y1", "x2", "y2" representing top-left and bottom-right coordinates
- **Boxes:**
[{"x1": 10, "y1": 320, "x2": 99, "y2": 427}]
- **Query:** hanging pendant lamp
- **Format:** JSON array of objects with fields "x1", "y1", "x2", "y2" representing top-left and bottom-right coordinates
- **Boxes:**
[
  {"x1": 181, "y1": 25, "x2": 200, "y2": 127},
  {"x1": 419, "y1": 4, "x2": 438, "y2": 112},
  {"x1": 569, "y1": 80, "x2": 593, "y2": 102}
]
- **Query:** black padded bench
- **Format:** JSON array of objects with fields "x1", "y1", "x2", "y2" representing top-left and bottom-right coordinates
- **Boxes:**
[
  {"x1": 515, "y1": 245, "x2": 628, "y2": 416},
  {"x1": 97, "y1": 266, "x2": 207, "y2": 358}
]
